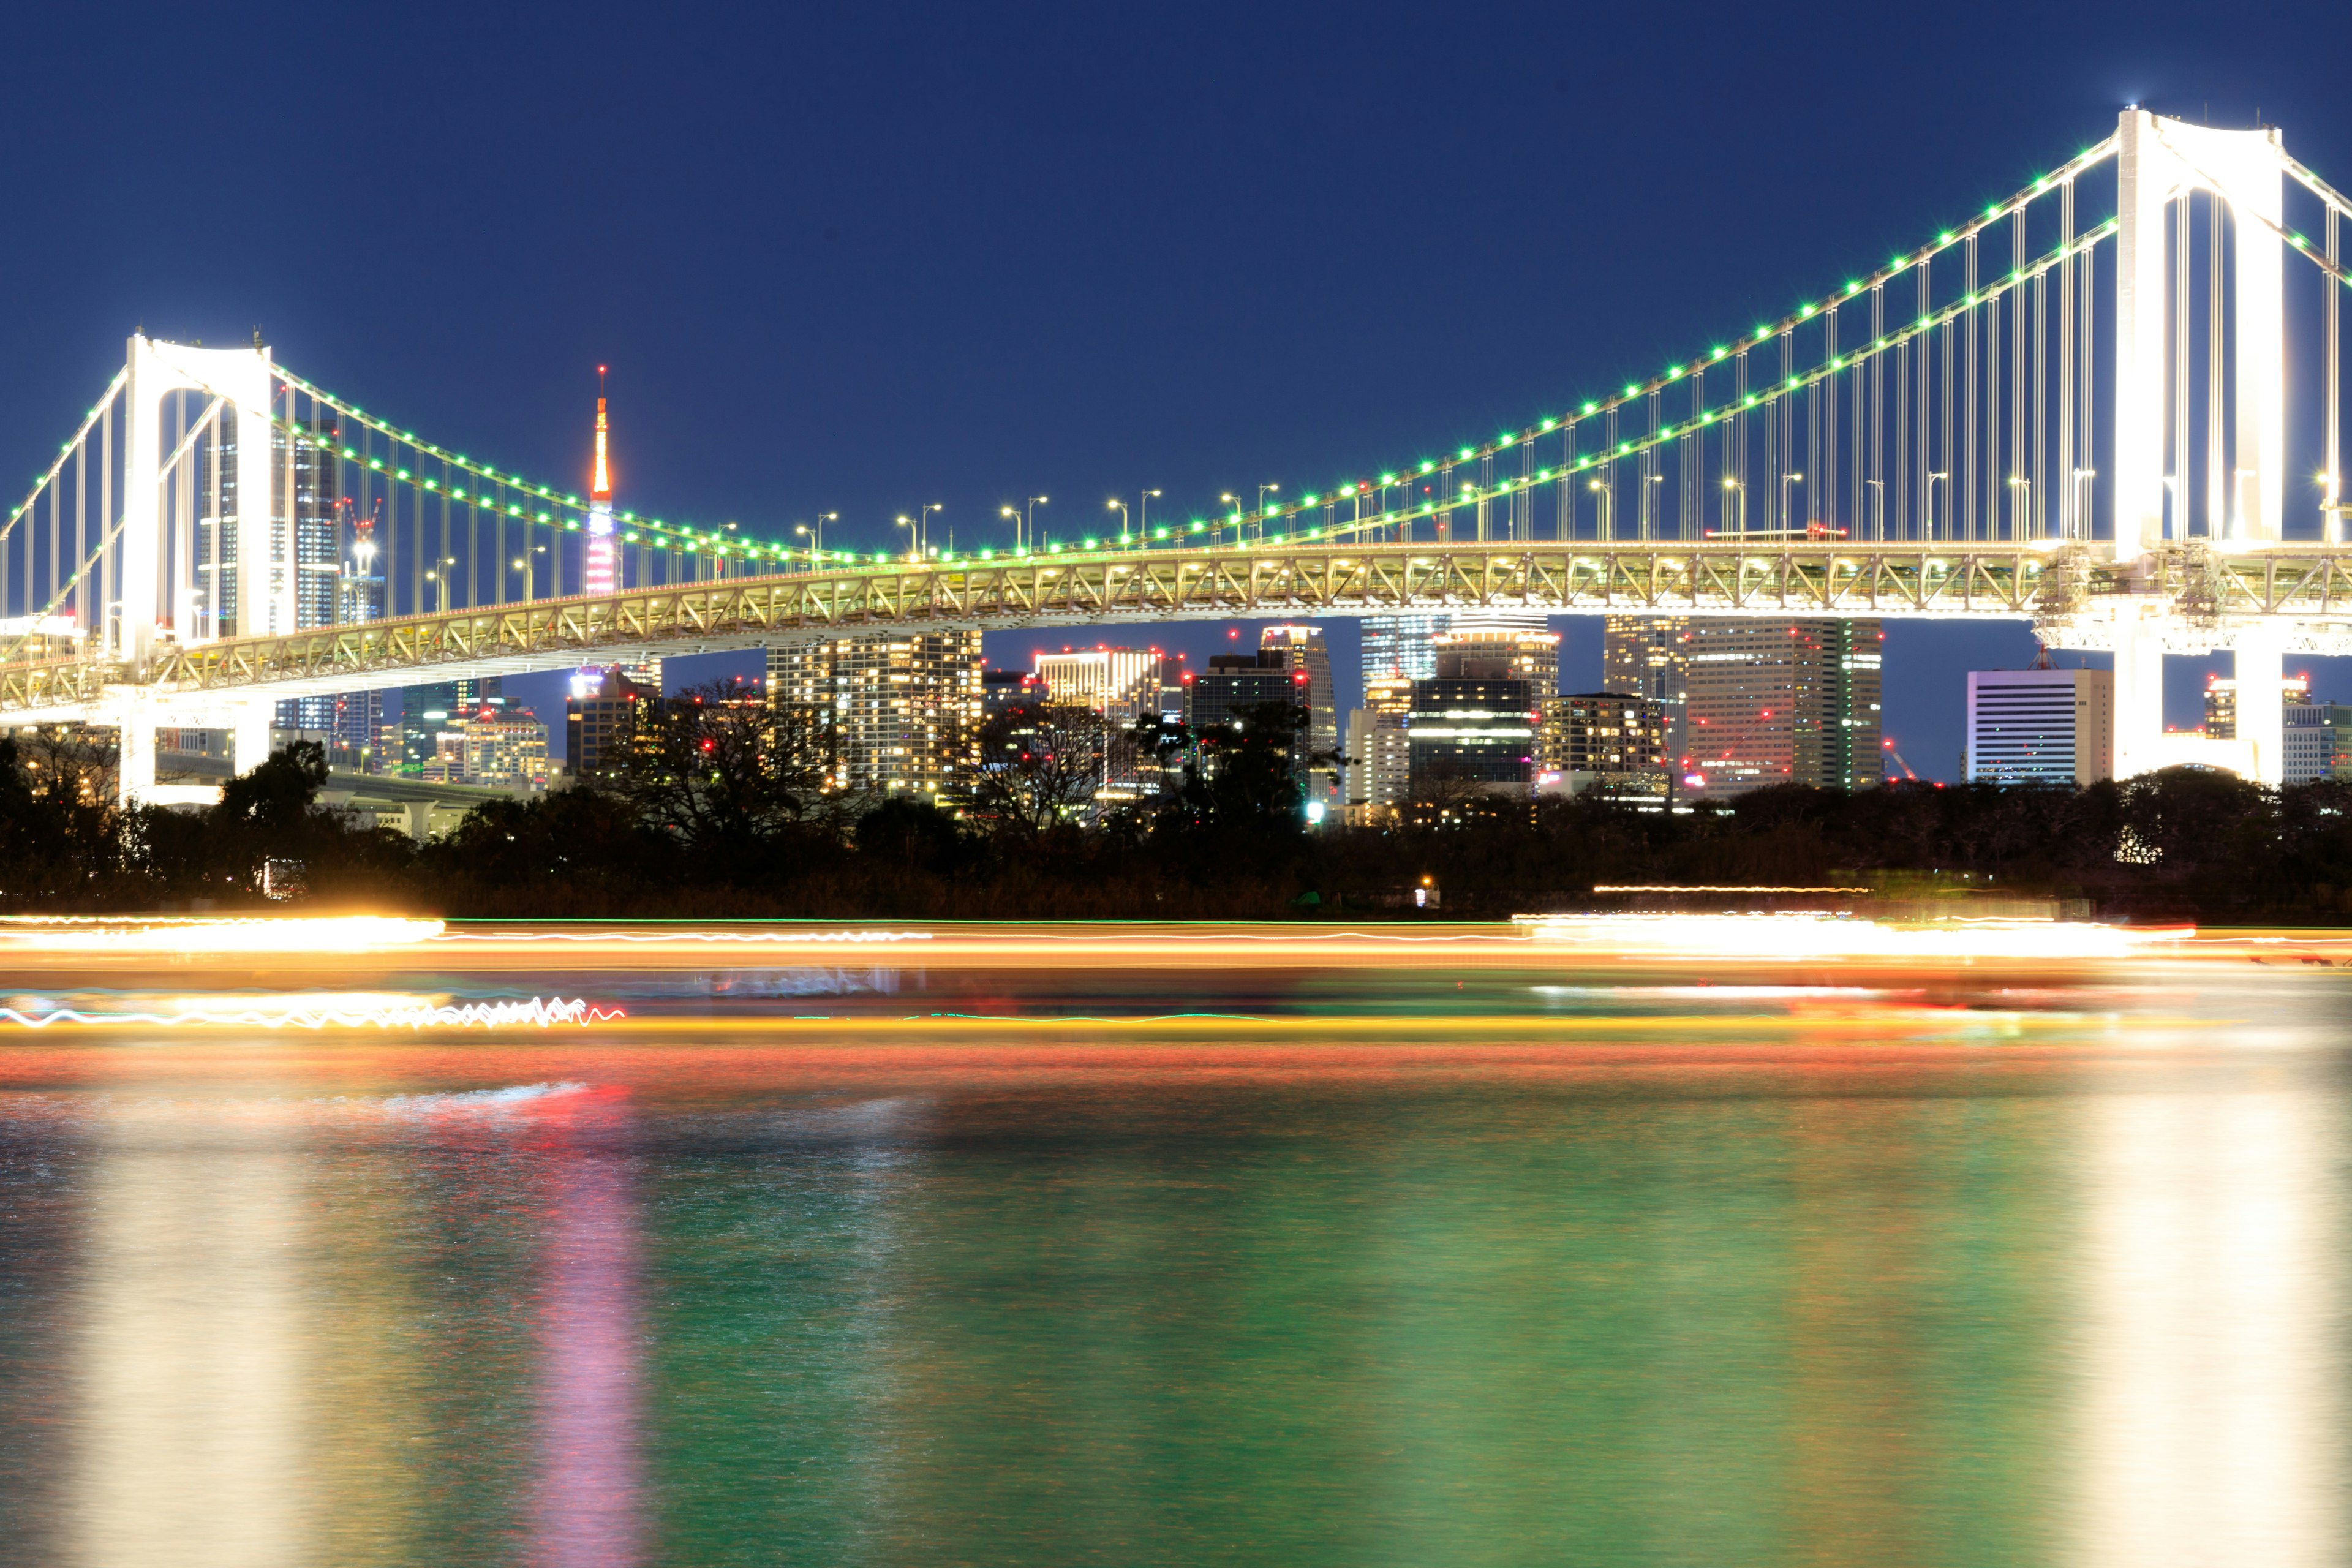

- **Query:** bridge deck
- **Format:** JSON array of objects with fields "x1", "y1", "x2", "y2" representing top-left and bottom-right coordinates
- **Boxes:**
[{"x1": 9, "y1": 537, "x2": 2352, "y2": 720}]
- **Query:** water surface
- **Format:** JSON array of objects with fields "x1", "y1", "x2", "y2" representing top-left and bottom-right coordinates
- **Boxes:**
[{"x1": 1, "y1": 925, "x2": 2343, "y2": 1566}]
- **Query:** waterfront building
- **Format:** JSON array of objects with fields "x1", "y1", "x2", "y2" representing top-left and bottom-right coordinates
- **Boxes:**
[
  {"x1": 1259, "y1": 625, "x2": 1339, "y2": 805},
  {"x1": 1035, "y1": 647, "x2": 1163, "y2": 718},
  {"x1": 766, "y1": 630, "x2": 984, "y2": 803},
  {"x1": 458, "y1": 707, "x2": 552, "y2": 791},
  {"x1": 1603, "y1": 616, "x2": 1691, "y2": 764},
  {"x1": 1682, "y1": 619, "x2": 1882, "y2": 795},
  {"x1": 1360, "y1": 612, "x2": 1450, "y2": 690},
  {"x1": 565, "y1": 666, "x2": 655, "y2": 782},
  {"x1": 194, "y1": 405, "x2": 343, "y2": 730},
  {"x1": 982, "y1": 669, "x2": 1042, "y2": 718},
  {"x1": 1364, "y1": 609, "x2": 1553, "y2": 696},
  {"x1": 1965, "y1": 668, "x2": 2115, "y2": 786},
  {"x1": 2204, "y1": 673, "x2": 2310, "y2": 738},
  {"x1": 1537, "y1": 692, "x2": 1668, "y2": 799},
  {"x1": 1405, "y1": 640, "x2": 1539, "y2": 799},
  {"x1": 1343, "y1": 707, "x2": 1412, "y2": 821},
  {"x1": 2284, "y1": 701, "x2": 2352, "y2": 785},
  {"x1": 1185, "y1": 652, "x2": 1308, "y2": 734}
]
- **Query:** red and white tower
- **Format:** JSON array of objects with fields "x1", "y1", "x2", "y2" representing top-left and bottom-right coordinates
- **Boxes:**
[{"x1": 585, "y1": 366, "x2": 617, "y2": 595}]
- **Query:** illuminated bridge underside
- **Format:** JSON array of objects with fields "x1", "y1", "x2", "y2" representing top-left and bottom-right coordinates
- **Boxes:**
[{"x1": 12, "y1": 540, "x2": 2352, "y2": 720}]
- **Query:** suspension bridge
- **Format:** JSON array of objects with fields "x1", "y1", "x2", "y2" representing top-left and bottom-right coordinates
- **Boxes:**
[{"x1": 3, "y1": 109, "x2": 2349, "y2": 801}]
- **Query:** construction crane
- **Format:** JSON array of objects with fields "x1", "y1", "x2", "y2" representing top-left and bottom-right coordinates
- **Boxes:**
[{"x1": 1881, "y1": 738, "x2": 1920, "y2": 782}]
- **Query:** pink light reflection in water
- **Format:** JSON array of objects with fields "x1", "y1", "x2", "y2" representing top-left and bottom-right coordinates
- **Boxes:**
[{"x1": 524, "y1": 1088, "x2": 644, "y2": 1568}]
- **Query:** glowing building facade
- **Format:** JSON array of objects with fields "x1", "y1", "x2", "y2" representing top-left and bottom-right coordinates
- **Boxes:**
[
  {"x1": 1965, "y1": 668, "x2": 2115, "y2": 786},
  {"x1": 1602, "y1": 616, "x2": 1692, "y2": 764},
  {"x1": 766, "y1": 631, "x2": 984, "y2": 804},
  {"x1": 1682, "y1": 620, "x2": 1882, "y2": 795}
]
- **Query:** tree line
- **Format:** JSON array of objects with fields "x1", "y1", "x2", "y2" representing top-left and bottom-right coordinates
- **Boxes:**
[{"x1": 6, "y1": 679, "x2": 2352, "y2": 921}]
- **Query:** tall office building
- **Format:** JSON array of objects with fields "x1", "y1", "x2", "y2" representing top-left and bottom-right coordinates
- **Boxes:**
[
  {"x1": 767, "y1": 631, "x2": 984, "y2": 804},
  {"x1": 1404, "y1": 641, "x2": 1539, "y2": 799},
  {"x1": 1682, "y1": 619, "x2": 1882, "y2": 795},
  {"x1": 1538, "y1": 693, "x2": 1668, "y2": 799},
  {"x1": 1603, "y1": 616, "x2": 1692, "y2": 763},
  {"x1": 1965, "y1": 668, "x2": 2115, "y2": 785},
  {"x1": 195, "y1": 406, "x2": 343, "y2": 731},
  {"x1": 1185, "y1": 652, "x2": 1308, "y2": 733},
  {"x1": 1259, "y1": 625, "x2": 1338, "y2": 804},
  {"x1": 1360, "y1": 613, "x2": 1451, "y2": 688},
  {"x1": 566, "y1": 666, "x2": 655, "y2": 782},
  {"x1": 2204, "y1": 673, "x2": 2310, "y2": 738},
  {"x1": 1343, "y1": 707, "x2": 1412, "y2": 820},
  {"x1": 1363, "y1": 609, "x2": 1552, "y2": 693},
  {"x1": 387, "y1": 677, "x2": 507, "y2": 776},
  {"x1": 2284, "y1": 701, "x2": 2352, "y2": 785},
  {"x1": 1035, "y1": 647, "x2": 1163, "y2": 718},
  {"x1": 1433, "y1": 623, "x2": 1559, "y2": 696}
]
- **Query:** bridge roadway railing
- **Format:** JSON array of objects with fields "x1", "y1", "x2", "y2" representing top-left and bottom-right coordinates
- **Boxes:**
[{"x1": 8, "y1": 537, "x2": 2352, "y2": 720}]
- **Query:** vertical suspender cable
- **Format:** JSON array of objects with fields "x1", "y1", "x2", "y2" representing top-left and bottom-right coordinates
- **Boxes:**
[
  {"x1": 2013, "y1": 211, "x2": 2029, "y2": 539},
  {"x1": 1870, "y1": 284, "x2": 1885, "y2": 539},
  {"x1": 2034, "y1": 268, "x2": 2048, "y2": 538},
  {"x1": 1965, "y1": 238, "x2": 1978, "y2": 541},
  {"x1": 74, "y1": 428, "x2": 86, "y2": 632},
  {"x1": 1823, "y1": 306, "x2": 1838, "y2": 531},
  {"x1": 1732, "y1": 351, "x2": 1747, "y2": 535},
  {"x1": 2206, "y1": 191, "x2": 2224, "y2": 535},
  {"x1": 2329, "y1": 206, "x2": 2342, "y2": 542},
  {"x1": 1780, "y1": 333, "x2": 1795, "y2": 530},
  {"x1": 99, "y1": 396, "x2": 113, "y2": 655},
  {"x1": 1895, "y1": 311, "x2": 1910, "y2": 538},
  {"x1": 2175, "y1": 189, "x2": 2192, "y2": 538},
  {"x1": 2060, "y1": 178, "x2": 2076, "y2": 538},
  {"x1": 175, "y1": 399, "x2": 195, "y2": 636}
]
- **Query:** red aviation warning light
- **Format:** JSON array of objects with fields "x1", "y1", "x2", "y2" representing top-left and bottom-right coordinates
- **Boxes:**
[{"x1": 591, "y1": 365, "x2": 612, "y2": 502}]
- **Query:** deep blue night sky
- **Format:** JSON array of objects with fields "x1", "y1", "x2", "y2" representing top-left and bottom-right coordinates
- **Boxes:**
[{"x1": 5, "y1": 1, "x2": 2349, "y2": 767}]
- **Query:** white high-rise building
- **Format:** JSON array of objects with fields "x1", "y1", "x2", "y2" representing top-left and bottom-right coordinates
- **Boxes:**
[
  {"x1": 1965, "y1": 668, "x2": 2114, "y2": 785},
  {"x1": 1035, "y1": 648, "x2": 1162, "y2": 717}
]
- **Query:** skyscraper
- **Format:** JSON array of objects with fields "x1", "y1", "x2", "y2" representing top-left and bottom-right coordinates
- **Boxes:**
[
  {"x1": 1966, "y1": 668, "x2": 2114, "y2": 785},
  {"x1": 1538, "y1": 693, "x2": 1669, "y2": 799},
  {"x1": 1602, "y1": 616, "x2": 1692, "y2": 763},
  {"x1": 1035, "y1": 648, "x2": 1163, "y2": 718},
  {"x1": 195, "y1": 406, "x2": 342, "y2": 733},
  {"x1": 1681, "y1": 620, "x2": 1882, "y2": 794},
  {"x1": 1363, "y1": 609, "x2": 1552, "y2": 695},
  {"x1": 767, "y1": 631, "x2": 984, "y2": 804},
  {"x1": 1259, "y1": 625, "x2": 1338, "y2": 804}
]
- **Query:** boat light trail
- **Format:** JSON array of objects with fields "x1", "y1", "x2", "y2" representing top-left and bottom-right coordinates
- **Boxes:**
[
  {"x1": 0, "y1": 994, "x2": 619, "y2": 1030},
  {"x1": 0, "y1": 916, "x2": 445, "y2": 954},
  {"x1": 1515, "y1": 913, "x2": 2187, "y2": 960}
]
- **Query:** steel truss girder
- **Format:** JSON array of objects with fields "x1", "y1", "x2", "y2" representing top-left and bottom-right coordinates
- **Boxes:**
[{"x1": 10, "y1": 540, "x2": 2352, "y2": 722}]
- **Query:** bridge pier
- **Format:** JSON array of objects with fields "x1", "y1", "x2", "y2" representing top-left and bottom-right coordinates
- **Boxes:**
[
  {"x1": 231, "y1": 700, "x2": 274, "y2": 775},
  {"x1": 2234, "y1": 633, "x2": 2286, "y2": 788},
  {"x1": 2101, "y1": 618, "x2": 2286, "y2": 788},
  {"x1": 2111, "y1": 625, "x2": 2168, "y2": 785},
  {"x1": 113, "y1": 694, "x2": 156, "y2": 809}
]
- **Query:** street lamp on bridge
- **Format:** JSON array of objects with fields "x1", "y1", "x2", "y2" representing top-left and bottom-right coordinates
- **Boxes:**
[
  {"x1": 1001, "y1": 496, "x2": 1046, "y2": 552},
  {"x1": 796, "y1": 511, "x2": 838, "y2": 564}
]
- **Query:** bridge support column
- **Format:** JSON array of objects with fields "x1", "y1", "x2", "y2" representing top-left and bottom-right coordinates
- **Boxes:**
[
  {"x1": 113, "y1": 694, "x2": 156, "y2": 808},
  {"x1": 2234, "y1": 633, "x2": 2286, "y2": 787},
  {"x1": 231, "y1": 699, "x2": 274, "y2": 776},
  {"x1": 2111, "y1": 624, "x2": 2168, "y2": 783}
]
